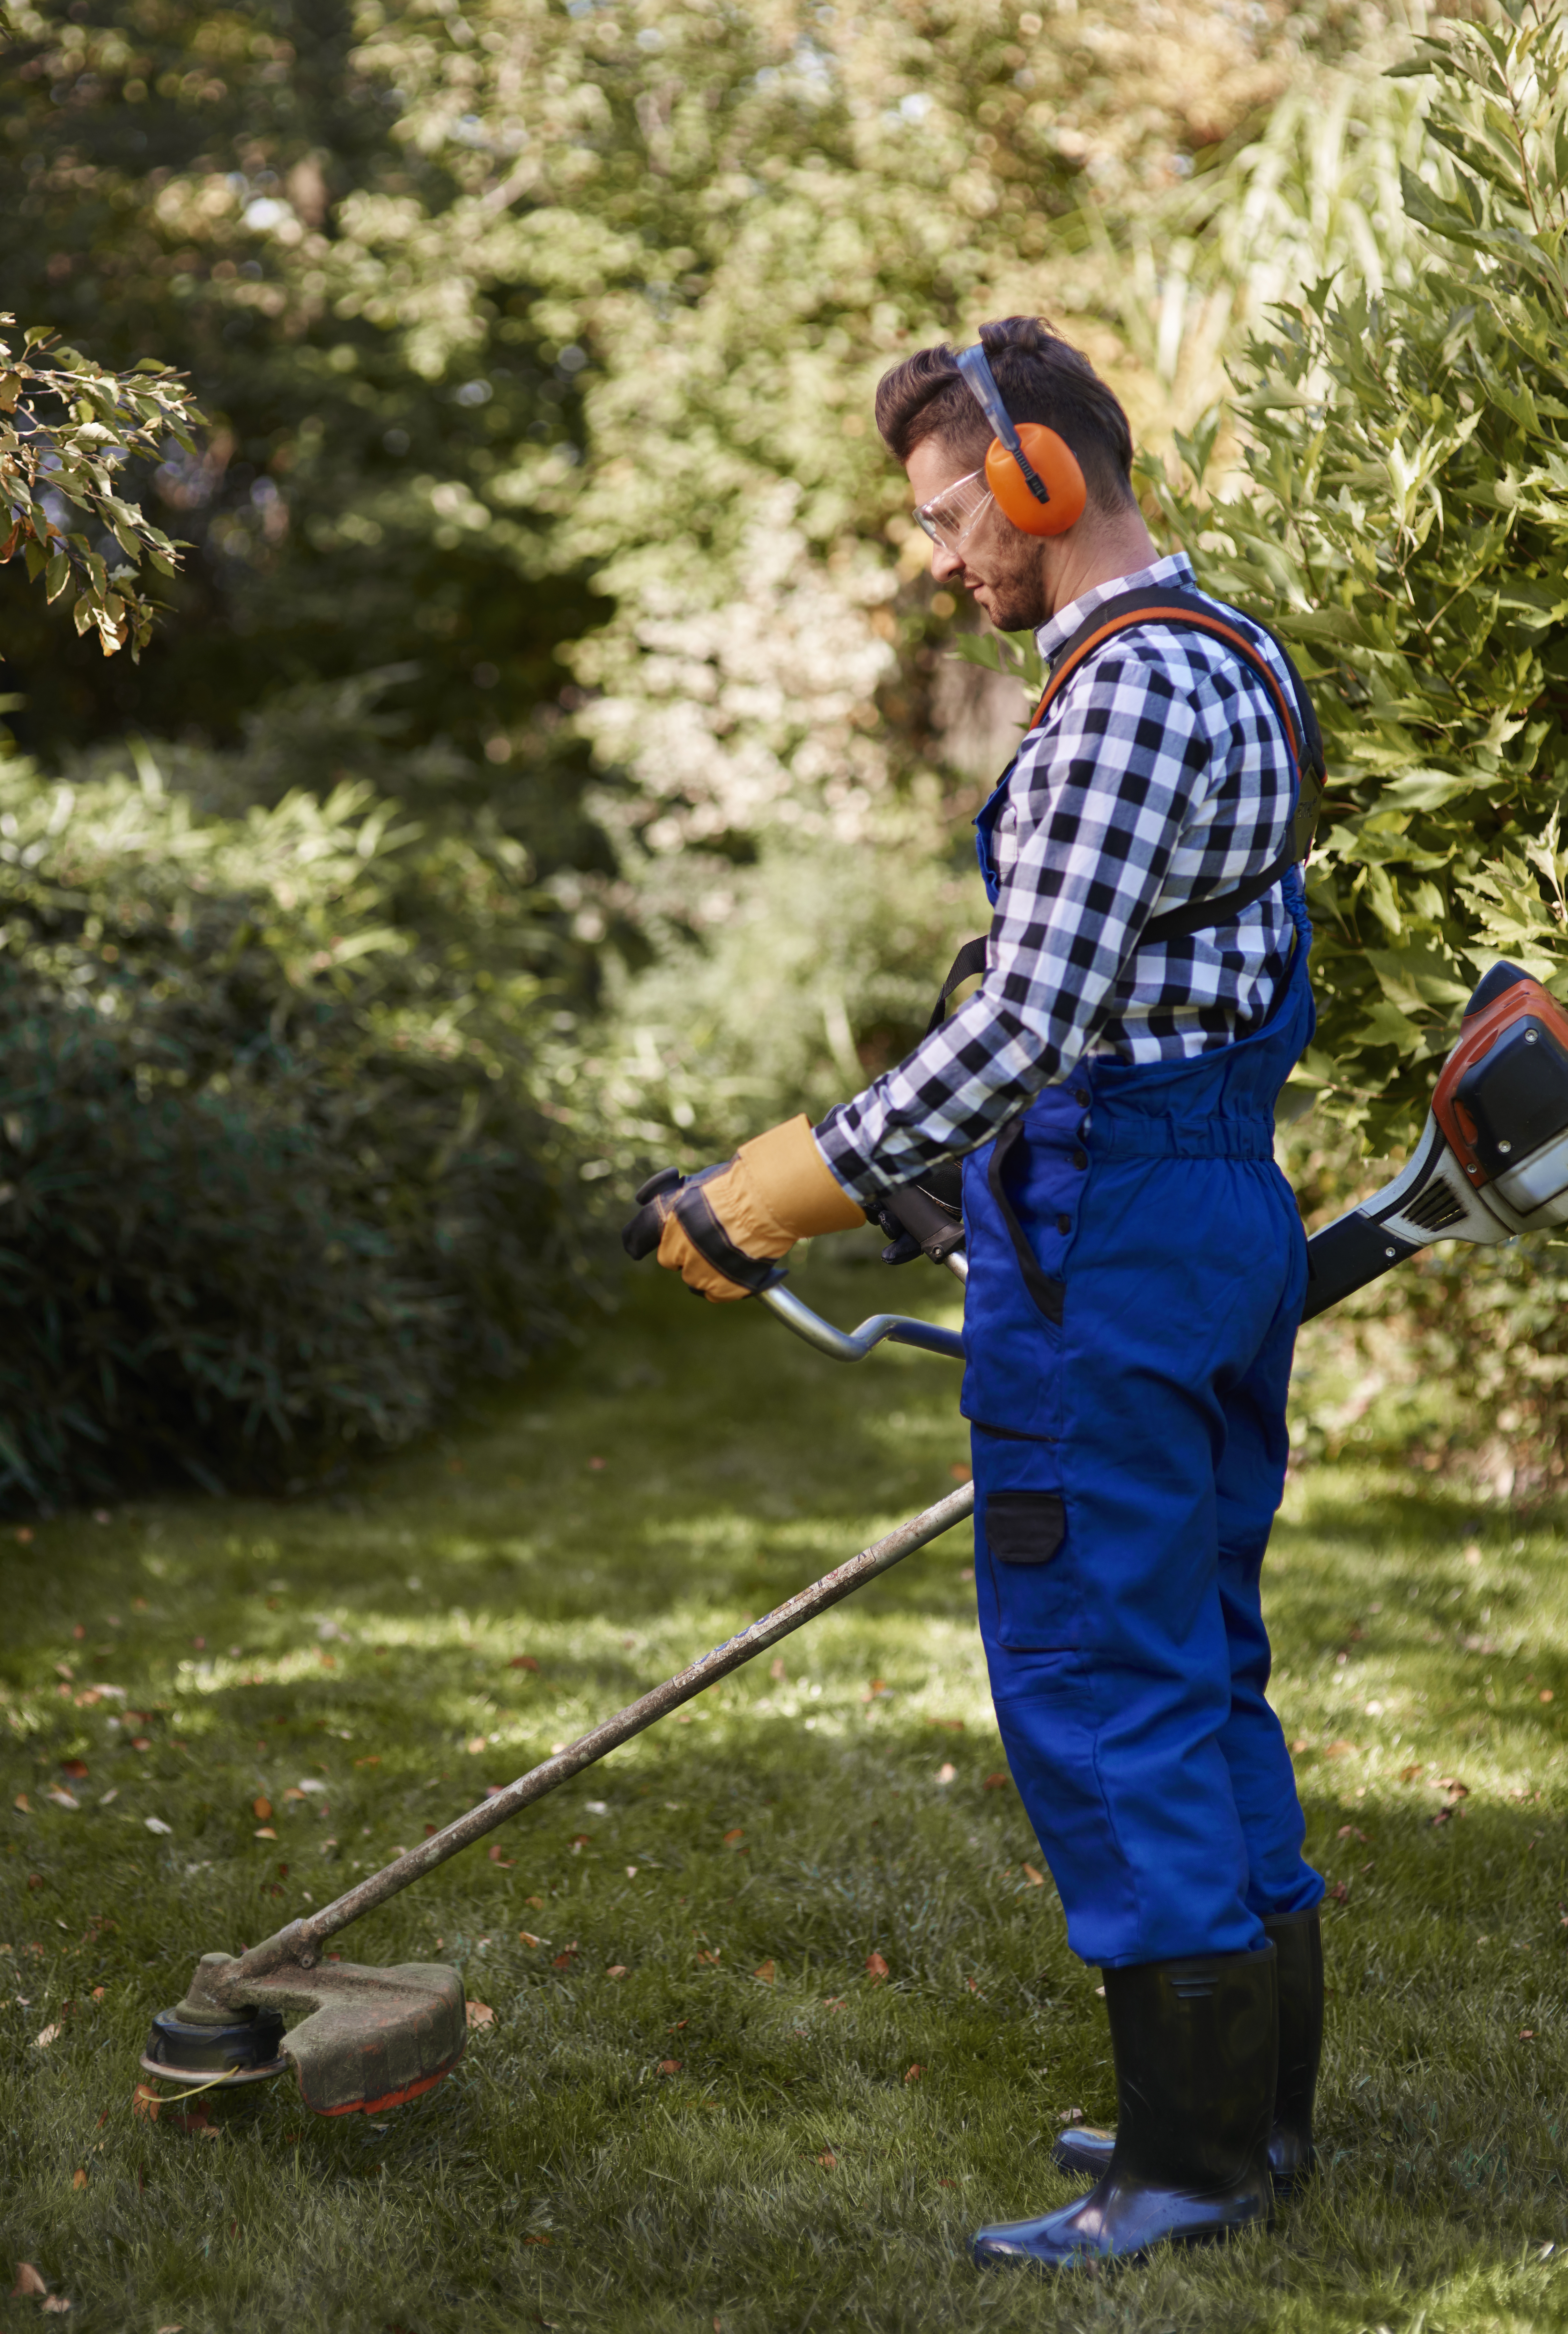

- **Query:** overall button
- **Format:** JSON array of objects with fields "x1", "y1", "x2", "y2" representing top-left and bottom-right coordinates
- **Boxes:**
[
  {"x1": 1056, "y1": 1214, "x2": 1072, "y2": 1234},
  {"x1": 1072, "y1": 1148, "x2": 1087, "y2": 1171},
  {"x1": 1073, "y1": 1088, "x2": 1090, "y2": 1106}
]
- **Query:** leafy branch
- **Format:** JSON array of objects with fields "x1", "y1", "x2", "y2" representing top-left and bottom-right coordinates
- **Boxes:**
[{"x1": 0, "y1": 317, "x2": 205, "y2": 658}]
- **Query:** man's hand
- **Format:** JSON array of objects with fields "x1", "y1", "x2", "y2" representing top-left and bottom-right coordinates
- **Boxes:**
[{"x1": 621, "y1": 1115, "x2": 866, "y2": 1302}]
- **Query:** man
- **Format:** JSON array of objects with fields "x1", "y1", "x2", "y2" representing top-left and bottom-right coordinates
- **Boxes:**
[{"x1": 624, "y1": 315, "x2": 1324, "y2": 2270}]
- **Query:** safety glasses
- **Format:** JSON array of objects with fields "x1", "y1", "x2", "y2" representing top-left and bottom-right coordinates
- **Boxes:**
[{"x1": 912, "y1": 465, "x2": 994, "y2": 554}]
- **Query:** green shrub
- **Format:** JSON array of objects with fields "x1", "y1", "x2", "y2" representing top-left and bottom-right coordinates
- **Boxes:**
[
  {"x1": 1139, "y1": 2, "x2": 1568, "y2": 1493},
  {"x1": 0, "y1": 735, "x2": 589, "y2": 1512}
]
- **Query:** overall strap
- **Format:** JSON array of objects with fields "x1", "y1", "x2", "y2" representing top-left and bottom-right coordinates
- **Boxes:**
[{"x1": 929, "y1": 588, "x2": 1324, "y2": 1029}]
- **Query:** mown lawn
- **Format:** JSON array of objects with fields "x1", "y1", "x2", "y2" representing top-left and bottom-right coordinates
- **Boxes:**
[{"x1": 2, "y1": 1238, "x2": 1567, "y2": 2334}]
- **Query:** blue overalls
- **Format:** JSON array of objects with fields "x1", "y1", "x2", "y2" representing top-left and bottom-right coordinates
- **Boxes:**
[{"x1": 961, "y1": 794, "x2": 1323, "y2": 1969}]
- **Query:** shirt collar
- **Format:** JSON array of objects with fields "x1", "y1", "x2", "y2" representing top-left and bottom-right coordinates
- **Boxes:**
[{"x1": 1034, "y1": 551, "x2": 1196, "y2": 667}]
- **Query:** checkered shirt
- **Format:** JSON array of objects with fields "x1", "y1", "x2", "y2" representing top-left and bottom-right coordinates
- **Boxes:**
[{"x1": 815, "y1": 553, "x2": 1300, "y2": 1203}]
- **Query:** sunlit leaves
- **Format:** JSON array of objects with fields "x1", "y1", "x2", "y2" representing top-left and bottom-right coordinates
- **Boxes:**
[{"x1": 0, "y1": 318, "x2": 201, "y2": 660}]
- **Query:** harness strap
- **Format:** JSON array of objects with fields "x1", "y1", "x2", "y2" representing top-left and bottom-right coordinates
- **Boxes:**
[{"x1": 928, "y1": 590, "x2": 1323, "y2": 1034}]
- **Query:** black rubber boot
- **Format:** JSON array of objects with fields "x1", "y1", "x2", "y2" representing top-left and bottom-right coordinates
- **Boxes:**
[
  {"x1": 1051, "y1": 1906, "x2": 1322, "y2": 2195},
  {"x1": 972, "y1": 1944, "x2": 1276, "y2": 2270}
]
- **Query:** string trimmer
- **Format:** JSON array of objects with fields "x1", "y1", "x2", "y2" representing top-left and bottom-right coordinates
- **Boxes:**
[{"x1": 143, "y1": 960, "x2": 1568, "y2": 2115}]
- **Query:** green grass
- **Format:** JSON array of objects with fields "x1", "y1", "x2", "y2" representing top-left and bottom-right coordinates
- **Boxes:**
[{"x1": 3, "y1": 1238, "x2": 1568, "y2": 2333}]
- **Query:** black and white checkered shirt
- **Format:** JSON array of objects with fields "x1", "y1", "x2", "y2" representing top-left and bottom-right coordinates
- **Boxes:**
[{"x1": 816, "y1": 553, "x2": 1299, "y2": 1203}]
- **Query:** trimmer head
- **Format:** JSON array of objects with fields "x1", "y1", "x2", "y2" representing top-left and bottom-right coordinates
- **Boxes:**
[{"x1": 147, "y1": 1951, "x2": 466, "y2": 2116}]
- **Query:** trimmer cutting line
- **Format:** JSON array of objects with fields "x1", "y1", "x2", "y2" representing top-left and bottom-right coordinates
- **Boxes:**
[{"x1": 144, "y1": 961, "x2": 1568, "y2": 2117}]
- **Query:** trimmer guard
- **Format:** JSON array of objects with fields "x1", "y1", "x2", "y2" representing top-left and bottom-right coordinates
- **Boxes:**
[{"x1": 197, "y1": 1952, "x2": 467, "y2": 2115}]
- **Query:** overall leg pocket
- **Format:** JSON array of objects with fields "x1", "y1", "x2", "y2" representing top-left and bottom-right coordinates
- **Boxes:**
[{"x1": 973, "y1": 1432, "x2": 1080, "y2": 1654}]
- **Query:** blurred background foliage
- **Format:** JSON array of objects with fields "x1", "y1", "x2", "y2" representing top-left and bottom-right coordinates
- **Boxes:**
[{"x1": 4, "y1": 0, "x2": 1565, "y2": 1506}]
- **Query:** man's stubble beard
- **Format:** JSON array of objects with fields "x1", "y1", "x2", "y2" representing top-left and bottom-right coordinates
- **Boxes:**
[{"x1": 971, "y1": 529, "x2": 1049, "y2": 636}]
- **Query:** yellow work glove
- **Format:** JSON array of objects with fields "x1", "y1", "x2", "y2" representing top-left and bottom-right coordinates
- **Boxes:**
[{"x1": 620, "y1": 1115, "x2": 866, "y2": 1302}]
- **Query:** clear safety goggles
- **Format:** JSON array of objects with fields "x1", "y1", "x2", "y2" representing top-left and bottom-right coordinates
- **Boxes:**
[{"x1": 912, "y1": 465, "x2": 994, "y2": 555}]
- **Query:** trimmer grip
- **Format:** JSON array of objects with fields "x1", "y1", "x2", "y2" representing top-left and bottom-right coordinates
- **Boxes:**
[
  {"x1": 1300, "y1": 1210, "x2": 1419, "y2": 1322},
  {"x1": 882, "y1": 1180, "x2": 966, "y2": 1264}
]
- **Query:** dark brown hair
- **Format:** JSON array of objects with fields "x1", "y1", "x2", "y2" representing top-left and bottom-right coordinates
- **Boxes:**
[{"x1": 875, "y1": 316, "x2": 1135, "y2": 516}]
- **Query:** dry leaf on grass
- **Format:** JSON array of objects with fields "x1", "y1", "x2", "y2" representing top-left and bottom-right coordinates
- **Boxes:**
[
  {"x1": 865, "y1": 1952, "x2": 889, "y2": 1984},
  {"x1": 817, "y1": 2149, "x2": 836, "y2": 2167},
  {"x1": 658, "y1": 2059, "x2": 682, "y2": 2075},
  {"x1": 465, "y1": 1736, "x2": 486, "y2": 1756},
  {"x1": 522, "y1": 2233, "x2": 551, "y2": 2246},
  {"x1": 60, "y1": 1761, "x2": 88, "y2": 1781},
  {"x1": 131, "y1": 2084, "x2": 162, "y2": 2121},
  {"x1": 519, "y1": 1932, "x2": 543, "y2": 1949},
  {"x1": 722, "y1": 1827, "x2": 744, "y2": 1848},
  {"x1": 70, "y1": 2170, "x2": 86, "y2": 2190},
  {"x1": 487, "y1": 1845, "x2": 515, "y2": 1867},
  {"x1": 982, "y1": 1774, "x2": 1009, "y2": 1792},
  {"x1": 254, "y1": 1827, "x2": 277, "y2": 1840},
  {"x1": 1022, "y1": 1864, "x2": 1046, "y2": 1888},
  {"x1": 466, "y1": 2001, "x2": 494, "y2": 2029},
  {"x1": 144, "y1": 1817, "x2": 171, "y2": 1836},
  {"x1": 13, "y1": 1793, "x2": 29, "y2": 1813},
  {"x1": 35, "y1": 2024, "x2": 62, "y2": 2048},
  {"x1": 11, "y1": 2264, "x2": 47, "y2": 2298},
  {"x1": 252, "y1": 1797, "x2": 272, "y2": 1821},
  {"x1": 41, "y1": 2297, "x2": 71, "y2": 2314},
  {"x1": 936, "y1": 1764, "x2": 957, "y2": 1786},
  {"x1": 606, "y1": 1965, "x2": 628, "y2": 1980},
  {"x1": 46, "y1": 1790, "x2": 79, "y2": 1812},
  {"x1": 753, "y1": 1959, "x2": 775, "y2": 1984},
  {"x1": 508, "y1": 1655, "x2": 539, "y2": 1671},
  {"x1": 904, "y1": 2064, "x2": 925, "y2": 2083}
]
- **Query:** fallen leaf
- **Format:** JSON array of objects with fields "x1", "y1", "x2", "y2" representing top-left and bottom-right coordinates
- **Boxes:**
[
  {"x1": 466, "y1": 2001, "x2": 494, "y2": 2030},
  {"x1": 1336, "y1": 1825, "x2": 1368, "y2": 1843},
  {"x1": 1521, "y1": 2028, "x2": 1536, "y2": 2040},
  {"x1": 569, "y1": 1834, "x2": 590, "y2": 1853},
  {"x1": 696, "y1": 1947, "x2": 721, "y2": 1966},
  {"x1": 904, "y1": 2063, "x2": 925, "y2": 2083},
  {"x1": 1542, "y1": 1690, "x2": 1555, "y2": 1704},
  {"x1": 353, "y1": 1756, "x2": 381, "y2": 1769},
  {"x1": 950, "y1": 1462, "x2": 972, "y2": 1482},
  {"x1": 1022, "y1": 1864, "x2": 1046, "y2": 1888},
  {"x1": 606, "y1": 1965, "x2": 628, "y2": 1980},
  {"x1": 526, "y1": 1895, "x2": 545, "y2": 1909},
  {"x1": 60, "y1": 1761, "x2": 88, "y2": 1781},
  {"x1": 282, "y1": 1787, "x2": 307, "y2": 1803},
  {"x1": 91, "y1": 1988, "x2": 105, "y2": 2001},
  {"x1": 13, "y1": 1793, "x2": 29, "y2": 1813},
  {"x1": 1401, "y1": 1764, "x2": 1424, "y2": 1782},
  {"x1": 982, "y1": 1773, "x2": 1009, "y2": 1791},
  {"x1": 41, "y1": 2301, "x2": 71, "y2": 2317},
  {"x1": 817, "y1": 2149, "x2": 836, "y2": 2167},
  {"x1": 1325, "y1": 1741, "x2": 1356, "y2": 1759},
  {"x1": 71, "y1": 2169, "x2": 86, "y2": 2189},
  {"x1": 131, "y1": 2084, "x2": 162, "y2": 2121},
  {"x1": 1328, "y1": 1880, "x2": 1349, "y2": 1903},
  {"x1": 553, "y1": 1943, "x2": 579, "y2": 1969},
  {"x1": 11, "y1": 2264, "x2": 47, "y2": 2298},
  {"x1": 319, "y1": 1653, "x2": 335, "y2": 1669},
  {"x1": 97, "y1": 1789, "x2": 117, "y2": 1805},
  {"x1": 46, "y1": 1789, "x2": 79, "y2": 1812},
  {"x1": 865, "y1": 1951, "x2": 890, "y2": 1984},
  {"x1": 519, "y1": 1932, "x2": 543, "y2": 1948},
  {"x1": 753, "y1": 1959, "x2": 776, "y2": 1985},
  {"x1": 254, "y1": 1827, "x2": 277, "y2": 1841},
  {"x1": 144, "y1": 1817, "x2": 172, "y2": 1836},
  {"x1": 658, "y1": 2059, "x2": 682, "y2": 2075},
  {"x1": 722, "y1": 1827, "x2": 744, "y2": 1848},
  {"x1": 252, "y1": 1796, "x2": 272, "y2": 1821},
  {"x1": 27, "y1": 1872, "x2": 43, "y2": 1891},
  {"x1": 487, "y1": 1845, "x2": 515, "y2": 1867},
  {"x1": 625, "y1": 1863, "x2": 638, "y2": 1878},
  {"x1": 508, "y1": 1655, "x2": 539, "y2": 1672},
  {"x1": 587, "y1": 1456, "x2": 607, "y2": 1471},
  {"x1": 1435, "y1": 1776, "x2": 1470, "y2": 1798},
  {"x1": 131, "y1": 1739, "x2": 151, "y2": 1753},
  {"x1": 35, "y1": 2024, "x2": 62, "y2": 2047},
  {"x1": 522, "y1": 2233, "x2": 551, "y2": 2246},
  {"x1": 936, "y1": 1763, "x2": 957, "y2": 1785}
]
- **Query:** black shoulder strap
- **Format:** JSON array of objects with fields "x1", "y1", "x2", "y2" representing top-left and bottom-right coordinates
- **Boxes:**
[{"x1": 927, "y1": 586, "x2": 1324, "y2": 1030}]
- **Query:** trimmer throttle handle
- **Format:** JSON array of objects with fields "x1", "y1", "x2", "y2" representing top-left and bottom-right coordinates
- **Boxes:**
[{"x1": 881, "y1": 1180, "x2": 966, "y2": 1265}]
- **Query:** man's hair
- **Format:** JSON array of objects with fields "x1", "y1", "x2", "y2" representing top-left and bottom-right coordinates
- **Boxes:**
[{"x1": 875, "y1": 316, "x2": 1135, "y2": 517}]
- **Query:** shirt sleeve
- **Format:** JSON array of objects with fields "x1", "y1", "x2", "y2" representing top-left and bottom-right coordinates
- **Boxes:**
[{"x1": 813, "y1": 648, "x2": 1218, "y2": 1203}]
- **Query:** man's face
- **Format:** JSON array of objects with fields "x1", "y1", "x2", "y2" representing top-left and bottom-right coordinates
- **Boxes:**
[{"x1": 906, "y1": 435, "x2": 1049, "y2": 635}]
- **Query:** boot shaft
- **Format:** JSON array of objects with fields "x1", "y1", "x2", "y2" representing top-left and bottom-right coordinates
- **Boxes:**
[{"x1": 1104, "y1": 1943, "x2": 1277, "y2": 2196}]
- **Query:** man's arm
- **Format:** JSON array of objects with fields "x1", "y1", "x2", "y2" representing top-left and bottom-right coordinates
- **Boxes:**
[{"x1": 813, "y1": 649, "x2": 1228, "y2": 1202}]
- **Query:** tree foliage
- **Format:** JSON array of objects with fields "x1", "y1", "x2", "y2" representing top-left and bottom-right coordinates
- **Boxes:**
[
  {"x1": 0, "y1": 316, "x2": 200, "y2": 657},
  {"x1": 1144, "y1": 1, "x2": 1568, "y2": 1155}
]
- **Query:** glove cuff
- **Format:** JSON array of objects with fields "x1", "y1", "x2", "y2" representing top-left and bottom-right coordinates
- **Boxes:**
[{"x1": 736, "y1": 1116, "x2": 867, "y2": 1242}]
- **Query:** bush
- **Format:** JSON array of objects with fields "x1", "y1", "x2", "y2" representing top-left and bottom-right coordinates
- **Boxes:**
[
  {"x1": 1141, "y1": 4, "x2": 1568, "y2": 1492},
  {"x1": 0, "y1": 735, "x2": 590, "y2": 1511}
]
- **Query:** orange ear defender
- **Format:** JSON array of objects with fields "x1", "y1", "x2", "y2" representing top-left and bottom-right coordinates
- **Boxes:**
[{"x1": 957, "y1": 343, "x2": 1086, "y2": 537}]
